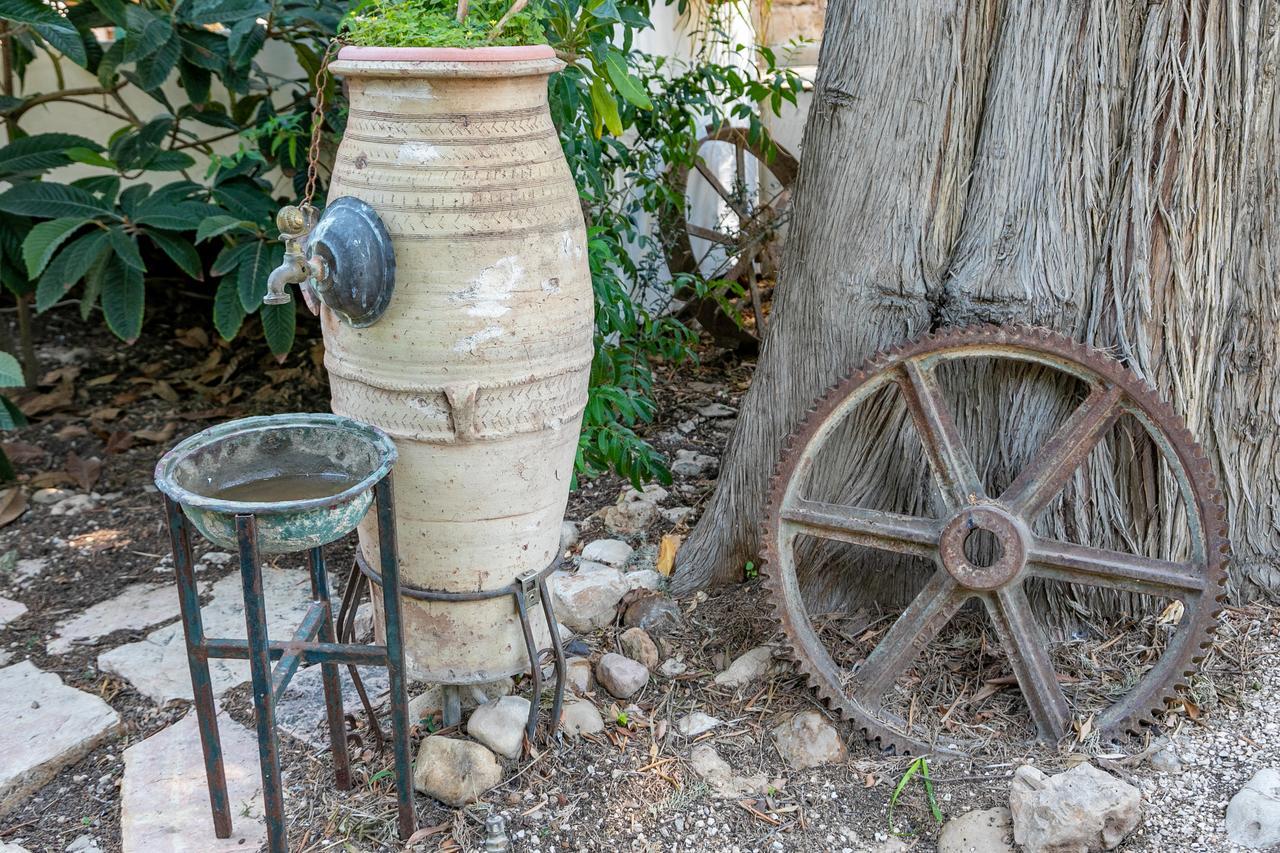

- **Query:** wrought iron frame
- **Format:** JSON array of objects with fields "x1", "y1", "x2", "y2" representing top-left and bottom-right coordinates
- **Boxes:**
[
  {"x1": 163, "y1": 473, "x2": 415, "y2": 853},
  {"x1": 351, "y1": 550, "x2": 567, "y2": 742}
]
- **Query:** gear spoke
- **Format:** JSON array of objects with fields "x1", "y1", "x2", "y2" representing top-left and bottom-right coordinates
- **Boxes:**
[
  {"x1": 853, "y1": 571, "x2": 967, "y2": 704},
  {"x1": 780, "y1": 499, "x2": 940, "y2": 559},
  {"x1": 984, "y1": 585, "x2": 1071, "y2": 741},
  {"x1": 1028, "y1": 537, "x2": 1205, "y2": 598},
  {"x1": 999, "y1": 384, "x2": 1123, "y2": 520},
  {"x1": 694, "y1": 158, "x2": 750, "y2": 219},
  {"x1": 898, "y1": 360, "x2": 985, "y2": 510}
]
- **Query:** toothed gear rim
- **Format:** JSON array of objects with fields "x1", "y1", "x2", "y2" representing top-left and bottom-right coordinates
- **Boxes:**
[{"x1": 760, "y1": 324, "x2": 1229, "y2": 756}]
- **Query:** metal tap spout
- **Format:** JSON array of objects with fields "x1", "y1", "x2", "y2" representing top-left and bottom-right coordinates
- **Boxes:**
[{"x1": 264, "y1": 205, "x2": 322, "y2": 306}]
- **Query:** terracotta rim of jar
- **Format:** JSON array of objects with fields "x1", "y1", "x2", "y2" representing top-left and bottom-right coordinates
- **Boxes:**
[{"x1": 336, "y1": 44, "x2": 556, "y2": 62}]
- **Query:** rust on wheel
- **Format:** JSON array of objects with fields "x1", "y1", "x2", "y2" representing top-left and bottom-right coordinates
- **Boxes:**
[{"x1": 760, "y1": 325, "x2": 1228, "y2": 755}]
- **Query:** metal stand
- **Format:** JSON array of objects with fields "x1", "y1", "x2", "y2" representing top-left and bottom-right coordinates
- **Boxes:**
[
  {"x1": 352, "y1": 551, "x2": 568, "y2": 744},
  {"x1": 163, "y1": 474, "x2": 415, "y2": 853}
]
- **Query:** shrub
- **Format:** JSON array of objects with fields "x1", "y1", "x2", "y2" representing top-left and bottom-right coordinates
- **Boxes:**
[{"x1": 0, "y1": 0, "x2": 799, "y2": 486}]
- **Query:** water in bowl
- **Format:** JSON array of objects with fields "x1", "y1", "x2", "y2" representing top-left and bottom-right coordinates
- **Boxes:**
[{"x1": 206, "y1": 471, "x2": 361, "y2": 503}]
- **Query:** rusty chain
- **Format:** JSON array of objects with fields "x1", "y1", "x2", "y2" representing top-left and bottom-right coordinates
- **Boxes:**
[{"x1": 302, "y1": 39, "x2": 342, "y2": 214}]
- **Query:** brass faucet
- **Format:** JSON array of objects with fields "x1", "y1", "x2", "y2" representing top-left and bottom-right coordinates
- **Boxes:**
[{"x1": 264, "y1": 205, "x2": 326, "y2": 311}]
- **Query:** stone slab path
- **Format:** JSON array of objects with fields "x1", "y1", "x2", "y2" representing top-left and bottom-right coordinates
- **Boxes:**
[
  {"x1": 0, "y1": 661, "x2": 120, "y2": 817},
  {"x1": 0, "y1": 597, "x2": 25, "y2": 629},
  {"x1": 121, "y1": 710, "x2": 266, "y2": 853},
  {"x1": 274, "y1": 664, "x2": 389, "y2": 748},
  {"x1": 98, "y1": 566, "x2": 317, "y2": 703},
  {"x1": 48, "y1": 581, "x2": 199, "y2": 655}
]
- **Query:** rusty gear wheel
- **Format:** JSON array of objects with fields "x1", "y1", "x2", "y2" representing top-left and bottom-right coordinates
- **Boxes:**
[{"x1": 761, "y1": 325, "x2": 1228, "y2": 755}]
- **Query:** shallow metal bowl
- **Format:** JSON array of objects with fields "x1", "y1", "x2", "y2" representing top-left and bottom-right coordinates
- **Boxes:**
[{"x1": 154, "y1": 413, "x2": 397, "y2": 554}]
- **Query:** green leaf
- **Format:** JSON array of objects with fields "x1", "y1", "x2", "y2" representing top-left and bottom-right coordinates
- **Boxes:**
[
  {"x1": 227, "y1": 19, "x2": 265, "y2": 68},
  {"x1": 589, "y1": 75, "x2": 623, "y2": 137},
  {"x1": 133, "y1": 199, "x2": 215, "y2": 230},
  {"x1": 604, "y1": 52, "x2": 652, "y2": 110},
  {"x1": 134, "y1": 29, "x2": 180, "y2": 91},
  {"x1": 0, "y1": 395, "x2": 27, "y2": 432},
  {"x1": 99, "y1": 256, "x2": 144, "y2": 342},
  {"x1": 36, "y1": 230, "x2": 108, "y2": 311},
  {"x1": 121, "y1": 5, "x2": 173, "y2": 63},
  {"x1": 0, "y1": 0, "x2": 68, "y2": 28},
  {"x1": 0, "y1": 182, "x2": 113, "y2": 220},
  {"x1": 66, "y1": 147, "x2": 114, "y2": 169},
  {"x1": 236, "y1": 238, "x2": 269, "y2": 311},
  {"x1": 0, "y1": 133, "x2": 101, "y2": 177},
  {"x1": 107, "y1": 226, "x2": 145, "y2": 272},
  {"x1": 261, "y1": 299, "x2": 295, "y2": 356},
  {"x1": 213, "y1": 275, "x2": 245, "y2": 339},
  {"x1": 196, "y1": 214, "x2": 247, "y2": 242},
  {"x1": 22, "y1": 217, "x2": 88, "y2": 277},
  {"x1": 142, "y1": 150, "x2": 197, "y2": 172},
  {"x1": 178, "y1": 59, "x2": 211, "y2": 103},
  {"x1": 80, "y1": 247, "x2": 110, "y2": 319},
  {"x1": 88, "y1": 0, "x2": 128, "y2": 27},
  {"x1": 182, "y1": 0, "x2": 269, "y2": 25},
  {"x1": 146, "y1": 229, "x2": 202, "y2": 279},
  {"x1": 33, "y1": 20, "x2": 88, "y2": 67},
  {"x1": 0, "y1": 352, "x2": 23, "y2": 388}
]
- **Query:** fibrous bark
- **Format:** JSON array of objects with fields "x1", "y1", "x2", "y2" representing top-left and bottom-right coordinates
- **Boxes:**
[{"x1": 673, "y1": 0, "x2": 1280, "y2": 609}]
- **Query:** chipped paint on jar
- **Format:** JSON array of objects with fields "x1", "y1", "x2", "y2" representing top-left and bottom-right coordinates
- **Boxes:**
[{"x1": 325, "y1": 45, "x2": 594, "y2": 683}]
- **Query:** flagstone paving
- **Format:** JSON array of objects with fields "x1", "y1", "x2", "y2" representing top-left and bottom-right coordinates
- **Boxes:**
[
  {"x1": 98, "y1": 565, "x2": 317, "y2": 703},
  {"x1": 120, "y1": 710, "x2": 266, "y2": 853},
  {"x1": 47, "y1": 581, "x2": 201, "y2": 655},
  {"x1": 0, "y1": 598, "x2": 25, "y2": 629},
  {"x1": 0, "y1": 661, "x2": 121, "y2": 818}
]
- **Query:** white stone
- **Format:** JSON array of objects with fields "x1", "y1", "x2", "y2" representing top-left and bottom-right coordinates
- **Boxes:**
[
  {"x1": 121, "y1": 710, "x2": 266, "y2": 852},
  {"x1": 714, "y1": 646, "x2": 776, "y2": 690},
  {"x1": 566, "y1": 657, "x2": 594, "y2": 693},
  {"x1": 31, "y1": 488, "x2": 70, "y2": 505},
  {"x1": 603, "y1": 499, "x2": 658, "y2": 536},
  {"x1": 98, "y1": 565, "x2": 318, "y2": 703},
  {"x1": 660, "y1": 506, "x2": 694, "y2": 525},
  {"x1": 625, "y1": 569, "x2": 663, "y2": 591},
  {"x1": 596, "y1": 653, "x2": 649, "y2": 699},
  {"x1": 352, "y1": 602, "x2": 374, "y2": 642},
  {"x1": 197, "y1": 551, "x2": 234, "y2": 567},
  {"x1": 50, "y1": 493, "x2": 98, "y2": 517},
  {"x1": 467, "y1": 696, "x2": 531, "y2": 760},
  {"x1": 696, "y1": 402, "x2": 736, "y2": 418},
  {"x1": 671, "y1": 449, "x2": 717, "y2": 477},
  {"x1": 64, "y1": 835, "x2": 101, "y2": 853},
  {"x1": 547, "y1": 567, "x2": 627, "y2": 632},
  {"x1": 659, "y1": 658, "x2": 688, "y2": 678},
  {"x1": 1147, "y1": 739, "x2": 1182, "y2": 774},
  {"x1": 0, "y1": 598, "x2": 25, "y2": 629},
  {"x1": 581, "y1": 538, "x2": 633, "y2": 568},
  {"x1": 771, "y1": 711, "x2": 847, "y2": 769},
  {"x1": 559, "y1": 700, "x2": 604, "y2": 736},
  {"x1": 559, "y1": 520, "x2": 580, "y2": 552},
  {"x1": 48, "y1": 582, "x2": 190, "y2": 655},
  {"x1": 1010, "y1": 763, "x2": 1141, "y2": 853},
  {"x1": 938, "y1": 808, "x2": 1015, "y2": 853},
  {"x1": 676, "y1": 712, "x2": 723, "y2": 738},
  {"x1": 0, "y1": 843, "x2": 32, "y2": 852},
  {"x1": 13, "y1": 558, "x2": 47, "y2": 586},
  {"x1": 689, "y1": 744, "x2": 767, "y2": 798},
  {"x1": 413, "y1": 736, "x2": 503, "y2": 806},
  {"x1": 619, "y1": 627, "x2": 659, "y2": 670},
  {"x1": 1226, "y1": 767, "x2": 1280, "y2": 848},
  {"x1": 274, "y1": 665, "x2": 388, "y2": 747},
  {"x1": 0, "y1": 661, "x2": 120, "y2": 816}
]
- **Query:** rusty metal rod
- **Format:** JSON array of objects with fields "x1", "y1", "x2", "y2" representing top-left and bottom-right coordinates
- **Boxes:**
[{"x1": 271, "y1": 600, "x2": 327, "y2": 702}]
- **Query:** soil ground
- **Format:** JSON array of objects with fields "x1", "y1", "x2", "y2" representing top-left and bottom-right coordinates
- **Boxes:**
[{"x1": 0, "y1": 300, "x2": 1272, "y2": 853}]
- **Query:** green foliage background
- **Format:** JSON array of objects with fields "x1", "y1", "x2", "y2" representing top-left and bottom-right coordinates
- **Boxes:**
[{"x1": 0, "y1": 0, "x2": 799, "y2": 486}]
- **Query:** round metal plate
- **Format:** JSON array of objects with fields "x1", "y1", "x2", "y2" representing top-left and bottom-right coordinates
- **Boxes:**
[{"x1": 309, "y1": 196, "x2": 396, "y2": 328}]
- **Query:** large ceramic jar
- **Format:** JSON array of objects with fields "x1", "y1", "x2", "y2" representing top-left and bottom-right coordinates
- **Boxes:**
[{"x1": 324, "y1": 45, "x2": 593, "y2": 683}]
